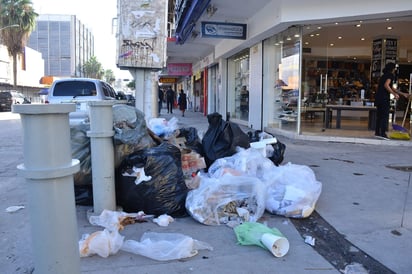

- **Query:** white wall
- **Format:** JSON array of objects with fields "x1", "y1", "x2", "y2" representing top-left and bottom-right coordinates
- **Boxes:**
[{"x1": 0, "y1": 44, "x2": 44, "y2": 88}]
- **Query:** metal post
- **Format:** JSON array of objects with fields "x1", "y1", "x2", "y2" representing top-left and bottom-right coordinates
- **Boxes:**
[
  {"x1": 87, "y1": 101, "x2": 116, "y2": 215},
  {"x1": 13, "y1": 104, "x2": 81, "y2": 274}
]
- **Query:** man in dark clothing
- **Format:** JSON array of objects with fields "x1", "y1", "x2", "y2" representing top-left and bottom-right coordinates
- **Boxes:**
[
  {"x1": 158, "y1": 87, "x2": 164, "y2": 115},
  {"x1": 166, "y1": 87, "x2": 175, "y2": 113}
]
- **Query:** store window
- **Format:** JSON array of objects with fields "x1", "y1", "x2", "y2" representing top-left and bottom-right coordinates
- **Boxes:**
[
  {"x1": 299, "y1": 17, "x2": 412, "y2": 137},
  {"x1": 228, "y1": 50, "x2": 250, "y2": 122},
  {"x1": 263, "y1": 26, "x2": 301, "y2": 133}
]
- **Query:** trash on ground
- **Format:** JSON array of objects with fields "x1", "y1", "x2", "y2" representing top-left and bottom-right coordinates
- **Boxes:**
[
  {"x1": 343, "y1": 262, "x2": 369, "y2": 274},
  {"x1": 202, "y1": 112, "x2": 250, "y2": 169},
  {"x1": 185, "y1": 173, "x2": 266, "y2": 225},
  {"x1": 304, "y1": 235, "x2": 316, "y2": 246},
  {"x1": 79, "y1": 229, "x2": 124, "y2": 258},
  {"x1": 116, "y1": 142, "x2": 188, "y2": 217},
  {"x1": 5, "y1": 205, "x2": 25, "y2": 213},
  {"x1": 195, "y1": 147, "x2": 321, "y2": 219},
  {"x1": 147, "y1": 116, "x2": 178, "y2": 138},
  {"x1": 264, "y1": 163, "x2": 322, "y2": 218},
  {"x1": 122, "y1": 166, "x2": 152, "y2": 185},
  {"x1": 153, "y1": 214, "x2": 174, "y2": 227},
  {"x1": 234, "y1": 222, "x2": 290, "y2": 257},
  {"x1": 88, "y1": 209, "x2": 152, "y2": 232},
  {"x1": 121, "y1": 232, "x2": 213, "y2": 261}
]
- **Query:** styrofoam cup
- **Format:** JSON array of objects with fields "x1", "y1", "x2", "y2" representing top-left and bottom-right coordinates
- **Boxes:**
[{"x1": 260, "y1": 233, "x2": 290, "y2": 257}]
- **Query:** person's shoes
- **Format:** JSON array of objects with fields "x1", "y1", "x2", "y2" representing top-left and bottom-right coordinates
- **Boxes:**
[
  {"x1": 381, "y1": 134, "x2": 390, "y2": 140},
  {"x1": 375, "y1": 134, "x2": 390, "y2": 140}
]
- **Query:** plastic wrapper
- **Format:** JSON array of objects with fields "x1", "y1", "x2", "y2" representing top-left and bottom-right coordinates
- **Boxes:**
[
  {"x1": 202, "y1": 112, "x2": 250, "y2": 168},
  {"x1": 207, "y1": 148, "x2": 274, "y2": 179},
  {"x1": 79, "y1": 229, "x2": 124, "y2": 258},
  {"x1": 147, "y1": 117, "x2": 179, "y2": 138},
  {"x1": 70, "y1": 122, "x2": 92, "y2": 186},
  {"x1": 116, "y1": 142, "x2": 189, "y2": 217},
  {"x1": 121, "y1": 232, "x2": 213, "y2": 261},
  {"x1": 185, "y1": 173, "x2": 266, "y2": 225},
  {"x1": 113, "y1": 104, "x2": 157, "y2": 167},
  {"x1": 264, "y1": 163, "x2": 322, "y2": 218}
]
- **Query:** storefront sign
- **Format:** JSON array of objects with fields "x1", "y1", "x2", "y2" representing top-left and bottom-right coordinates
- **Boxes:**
[
  {"x1": 385, "y1": 38, "x2": 397, "y2": 62},
  {"x1": 201, "y1": 21, "x2": 246, "y2": 40},
  {"x1": 167, "y1": 63, "x2": 192, "y2": 76},
  {"x1": 159, "y1": 77, "x2": 177, "y2": 83},
  {"x1": 372, "y1": 39, "x2": 382, "y2": 78}
]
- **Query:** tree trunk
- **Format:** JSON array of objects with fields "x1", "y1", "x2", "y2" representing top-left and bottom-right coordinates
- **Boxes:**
[{"x1": 12, "y1": 53, "x2": 17, "y2": 87}]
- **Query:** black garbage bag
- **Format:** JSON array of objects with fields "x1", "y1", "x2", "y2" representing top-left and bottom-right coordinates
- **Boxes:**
[
  {"x1": 116, "y1": 142, "x2": 189, "y2": 217},
  {"x1": 176, "y1": 127, "x2": 204, "y2": 155},
  {"x1": 268, "y1": 140, "x2": 286, "y2": 166},
  {"x1": 202, "y1": 112, "x2": 250, "y2": 168}
]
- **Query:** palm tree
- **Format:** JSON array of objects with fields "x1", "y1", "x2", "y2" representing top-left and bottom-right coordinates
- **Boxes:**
[
  {"x1": 0, "y1": 0, "x2": 38, "y2": 87},
  {"x1": 104, "y1": 69, "x2": 115, "y2": 84},
  {"x1": 83, "y1": 56, "x2": 104, "y2": 79}
]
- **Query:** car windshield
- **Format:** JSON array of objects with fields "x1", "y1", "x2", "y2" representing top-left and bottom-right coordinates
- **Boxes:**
[{"x1": 54, "y1": 81, "x2": 97, "y2": 97}]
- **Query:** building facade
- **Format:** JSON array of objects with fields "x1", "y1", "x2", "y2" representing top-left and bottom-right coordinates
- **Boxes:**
[
  {"x1": 160, "y1": 0, "x2": 412, "y2": 141},
  {"x1": 28, "y1": 14, "x2": 94, "y2": 78}
]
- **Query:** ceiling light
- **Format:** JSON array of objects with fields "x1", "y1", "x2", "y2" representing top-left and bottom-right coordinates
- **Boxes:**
[
  {"x1": 317, "y1": 26, "x2": 322, "y2": 29},
  {"x1": 286, "y1": 37, "x2": 292, "y2": 41},
  {"x1": 294, "y1": 34, "x2": 300, "y2": 38},
  {"x1": 330, "y1": 43, "x2": 334, "y2": 46},
  {"x1": 355, "y1": 24, "x2": 361, "y2": 27},
  {"x1": 310, "y1": 34, "x2": 315, "y2": 37},
  {"x1": 360, "y1": 37, "x2": 365, "y2": 41},
  {"x1": 338, "y1": 36, "x2": 342, "y2": 39},
  {"x1": 387, "y1": 26, "x2": 393, "y2": 30}
]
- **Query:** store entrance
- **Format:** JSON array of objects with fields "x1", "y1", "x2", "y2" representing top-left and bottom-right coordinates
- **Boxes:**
[{"x1": 300, "y1": 17, "x2": 412, "y2": 138}]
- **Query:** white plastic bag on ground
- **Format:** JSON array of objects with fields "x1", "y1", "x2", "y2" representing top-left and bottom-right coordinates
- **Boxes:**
[
  {"x1": 79, "y1": 229, "x2": 124, "y2": 258},
  {"x1": 264, "y1": 163, "x2": 322, "y2": 218},
  {"x1": 121, "y1": 232, "x2": 213, "y2": 261}
]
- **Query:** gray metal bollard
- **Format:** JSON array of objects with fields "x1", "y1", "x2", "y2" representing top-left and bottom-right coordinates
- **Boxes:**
[
  {"x1": 87, "y1": 101, "x2": 116, "y2": 215},
  {"x1": 12, "y1": 104, "x2": 81, "y2": 274}
]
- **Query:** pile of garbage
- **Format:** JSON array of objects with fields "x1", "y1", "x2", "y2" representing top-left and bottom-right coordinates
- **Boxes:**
[
  {"x1": 71, "y1": 105, "x2": 322, "y2": 221},
  {"x1": 70, "y1": 105, "x2": 323, "y2": 260}
]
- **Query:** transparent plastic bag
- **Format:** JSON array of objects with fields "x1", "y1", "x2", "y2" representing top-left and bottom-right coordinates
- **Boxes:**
[
  {"x1": 264, "y1": 163, "x2": 322, "y2": 218},
  {"x1": 121, "y1": 232, "x2": 213, "y2": 261},
  {"x1": 185, "y1": 173, "x2": 266, "y2": 225}
]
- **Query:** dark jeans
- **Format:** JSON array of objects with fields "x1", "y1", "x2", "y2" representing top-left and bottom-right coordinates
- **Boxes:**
[
  {"x1": 167, "y1": 99, "x2": 174, "y2": 113},
  {"x1": 375, "y1": 101, "x2": 390, "y2": 136}
]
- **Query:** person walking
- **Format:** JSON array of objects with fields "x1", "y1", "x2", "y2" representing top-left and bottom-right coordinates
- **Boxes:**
[
  {"x1": 158, "y1": 87, "x2": 164, "y2": 115},
  {"x1": 374, "y1": 62, "x2": 404, "y2": 140},
  {"x1": 166, "y1": 87, "x2": 175, "y2": 113},
  {"x1": 178, "y1": 89, "x2": 187, "y2": 117}
]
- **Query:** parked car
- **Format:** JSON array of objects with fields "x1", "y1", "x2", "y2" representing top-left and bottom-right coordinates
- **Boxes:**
[
  {"x1": 115, "y1": 91, "x2": 135, "y2": 106},
  {"x1": 48, "y1": 78, "x2": 117, "y2": 124},
  {"x1": 0, "y1": 90, "x2": 31, "y2": 112}
]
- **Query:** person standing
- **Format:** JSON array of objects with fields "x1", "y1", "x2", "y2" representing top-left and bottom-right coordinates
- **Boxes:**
[
  {"x1": 166, "y1": 87, "x2": 175, "y2": 113},
  {"x1": 375, "y1": 62, "x2": 399, "y2": 140},
  {"x1": 178, "y1": 89, "x2": 187, "y2": 117},
  {"x1": 158, "y1": 87, "x2": 164, "y2": 115}
]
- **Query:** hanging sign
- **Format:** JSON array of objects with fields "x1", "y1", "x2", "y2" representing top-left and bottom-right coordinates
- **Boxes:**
[
  {"x1": 201, "y1": 21, "x2": 246, "y2": 40},
  {"x1": 167, "y1": 63, "x2": 192, "y2": 76}
]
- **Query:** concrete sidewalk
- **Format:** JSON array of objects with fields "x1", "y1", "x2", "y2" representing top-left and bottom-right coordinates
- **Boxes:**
[{"x1": 1, "y1": 110, "x2": 411, "y2": 274}]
